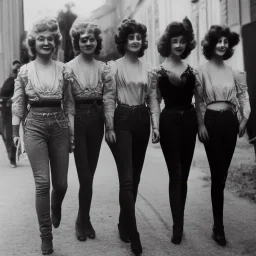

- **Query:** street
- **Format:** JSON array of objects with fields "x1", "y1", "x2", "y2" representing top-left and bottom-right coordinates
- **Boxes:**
[{"x1": 1, "y1": 138, "x2": 256, "y2": 256}]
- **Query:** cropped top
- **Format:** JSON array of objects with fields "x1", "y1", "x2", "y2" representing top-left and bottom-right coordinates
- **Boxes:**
[
  {"x1": 150, "y1": 65, "x2": 196, "y2": 109},
  {"x1": 12, "y1": 61, "x2": 75, "y2": 119},
  {"x1": 103, "y1": 58, "x2": 160, "y2": 130},
  {"x1": 66, "y1": 57, "x2": 110, "y2": 101},
  {"x1": 195, "y1": 63, "x2": 251, "y2": 124}
]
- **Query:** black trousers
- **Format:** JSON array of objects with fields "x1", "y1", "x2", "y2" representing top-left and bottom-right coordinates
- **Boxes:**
[
  {"x1": 74, "y1": 105, "x2": 104, "y2": 226},
  {"x1": 108, "y1": 104, "x2": 150, "y2": 236},
  {"x1": 159, "y1": 107, "x2": 197, "y2": 230},
  {"x1": 204, "y1": 108, "x2": 239, "y2": 229}
]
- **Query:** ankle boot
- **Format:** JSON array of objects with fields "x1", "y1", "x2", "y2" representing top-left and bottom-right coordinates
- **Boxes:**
[
  {"x1": 118, "y1": 223, "x2": 130, "y2": 243},
  {"x1": 212, "y1": 225, "x2": 226, "y2": 246},
  {"x1": 41, "y1": 237, "x2": 53, "y2": 255},
  {"x1": 51, "y1": 204, "x2": 61, "y2": 228},
  {"x1": 84, "y1": 220, "x2": 96, "y2": 239},
  {"x1": 130, "y1": 232, "x2": 142, "y2": 255},
  {"x1": 171, "y1": 226, "x2": 183, "y2": 245}
]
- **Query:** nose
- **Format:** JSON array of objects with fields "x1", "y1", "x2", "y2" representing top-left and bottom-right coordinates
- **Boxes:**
[{"x1": 43, "y1": 39, "x2": 49, "y2": 45}]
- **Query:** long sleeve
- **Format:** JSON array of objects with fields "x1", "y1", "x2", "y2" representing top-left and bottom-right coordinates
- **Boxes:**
[
  {"x1": 194, "y1": 69, "x2": 206, "y2": 126},
  {"x1": 147, "y1": 69, "x2": 161, "y2": 129},
  {"x1": 63, "y1": 65, "x2": 75, "y2": 116},
  {"x1": 102, "y1": 61, "x2": 117, "y2": 130},
  {"x1": 233, "y1": 70, "x2": 251, "y2": 120},
  {"x1": 12, "y1": 66, "x2": 28, "y2": 120}
]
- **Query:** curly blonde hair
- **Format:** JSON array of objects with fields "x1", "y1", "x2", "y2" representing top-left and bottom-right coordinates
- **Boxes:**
[{"x1": 27, "y1": 17, "x2": 62, "y2": 59}]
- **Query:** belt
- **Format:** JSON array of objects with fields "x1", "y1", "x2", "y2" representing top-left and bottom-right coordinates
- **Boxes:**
[
  {"x1": 206, "y1": 106, "x2": 236, "y2": 115},
  {"x1": 75, "y1": 99, "x2": 102, "y2": 109},
  {"x1": 29, "y1": 101, "x2": 62, "y2": 108},
  {"x1": 117, "y1": 103, "x2": 146, "y2": 109}
]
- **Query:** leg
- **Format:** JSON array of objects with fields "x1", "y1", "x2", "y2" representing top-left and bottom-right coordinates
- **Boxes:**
[{"x1": 48, "y1": 122, "x2": 69, "y2": 229}]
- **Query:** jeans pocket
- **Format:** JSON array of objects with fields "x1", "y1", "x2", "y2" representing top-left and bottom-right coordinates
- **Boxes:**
[{"x1": 55, "y1": 113, "x2": 69, "y2": 129}]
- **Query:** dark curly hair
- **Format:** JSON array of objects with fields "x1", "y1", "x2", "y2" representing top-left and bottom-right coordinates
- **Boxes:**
[
  {"x1": 27, "y1": 17, "x2": 62, "y2": 59},
  {"x1": 157, "y1": 17, "x2": 196, "y2": 59},
  {"x1": 201, "y1": 25, "x2": 240, "y2": 60},
  {"x1": 69, "y1": 21, "x2": 102, "y2": 55},
  {"x1": 115, "y1": 19, "x2": 148, "y2": 57}
]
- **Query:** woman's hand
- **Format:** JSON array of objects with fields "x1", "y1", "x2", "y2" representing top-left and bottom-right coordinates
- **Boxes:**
[
  {"x1": 152, "y1": 128, "x2": 160, "y2": 144},
  {"x1": 13, "y1": 136, "x2": 20, "y2": 147},
  {"x1": 238, "y1": 119, "x2": 247, "y2": 138},
  {"x1": 105, "y1": 129, "x2": 116, "y2": 144},
  {"x1": 198, "y1": 124, "x2": 209, "y2": 144},
  {"x1": 69, "y1": 135, "x2": 75, "y2": 153}
]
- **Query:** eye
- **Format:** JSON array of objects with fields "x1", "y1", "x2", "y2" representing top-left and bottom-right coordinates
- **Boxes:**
[
  {"x1": 37, "y1": 37, "x2": 45, "y2": 41},
  {"x1": 47, "y1": 37, "x2": 54, "y2": 42},
  {"x1": 89, "y1": 38, "x2": 96, "y2": 42},
  {"x1": 128, "y1": 35, "x2": 134, "y2": 40},
  {"x1": 136, "y1": 35, "x2": 142, "y2": 41}
]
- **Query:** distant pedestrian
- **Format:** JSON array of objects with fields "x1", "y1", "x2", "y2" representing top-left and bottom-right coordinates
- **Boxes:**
[
  {"x1": 68, "y1": 21, "x2": 110, "y2": 241},
  {"x1": 195, "y1": 25, "x2": 251, "y2": 246},
  {"x1": 0, "y1": 60, "x2": 21, "y2": 167},
  {"x1": 149, "y1": 17, "x2": 197, "y2": 245},
  {"x1": 12, "y1": 17, "x2": 75, "y2": 255},
  {"x1": 103, "y1": 19, "x2": 160, "y2": 255}
]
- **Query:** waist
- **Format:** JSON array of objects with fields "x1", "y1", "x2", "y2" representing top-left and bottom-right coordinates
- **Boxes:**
[
  {"x1": 29, "y1": 100, "x2": 61, "y2": 108},
  {"x1": 29, "y1": 106, "x2": 62, "y2": 114},
  {"x1": 117, "y1": 103, "x2": 147, "y2": 110},
  {"x1": 206, "y1": 101, "x2": 234, "y2": 111},
  {"x1": 164, "y1": 103, "x2": 194, "y2": 111},
  {"x1": 206, "y1": 106, "x2": 236, "y2": 115},
  {"x1": 75, "y1": 99, "x2": 102, "y2": 109}
]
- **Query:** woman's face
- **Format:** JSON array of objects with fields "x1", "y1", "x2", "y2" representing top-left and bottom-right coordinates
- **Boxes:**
[
  {"x1": 79, "y1": 31, "x2": 97, "y2": 55},
  {"x1": 170, "y1": 35, "x2": 187, "y2": 57},
  {"x1": 35, "y1": 30, "x2": 56, "y2": 57},
  {"x1": 125, "y1": 33, "x2": 142, "y2": 54},
  {"x1": 214, "y1": 36, "x2": 229, "y2": 57}
]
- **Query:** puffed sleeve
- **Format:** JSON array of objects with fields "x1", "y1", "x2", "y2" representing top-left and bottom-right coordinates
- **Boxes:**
[
  {"x1": 62, "y1": 65, "x2": 75, "y2": 115},
  {"x1": 147, "y1": 67, "x2": 161, "y2": 129},
  {"x1": 102, "y1": 61, "x2": 117, "y2": 130},
  {"x1": 233, "y1": 69, "x2": 251, "y2": 120},
  {"x1": 194, "y1": 68, "x2": 206, "y2": 126},
  {"x1": 12, "y1": 65, "x2": 28, "y2": 120}
]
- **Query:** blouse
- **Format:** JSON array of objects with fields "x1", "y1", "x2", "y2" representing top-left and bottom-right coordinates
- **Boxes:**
[
  {"x1": 12, "y1": 61, "x2": 75, "y2": 119},
  {"x1": 66, "y1": 57, "x2": 110, "y2": 101},
  {"x1": 103, "y1": 58, "x2": 160, "y2": 130},
  {"x1": 195, "y1": 64, "x2": 251, "y2": 124},
  {"x1": 150, "y1": 65, "x2": 196, "y2": 109}
]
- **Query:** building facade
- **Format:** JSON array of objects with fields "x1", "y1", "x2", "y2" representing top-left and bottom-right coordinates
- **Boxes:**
[{"x1": 0, "y1": 0, "x2": 24, "y2": 87}]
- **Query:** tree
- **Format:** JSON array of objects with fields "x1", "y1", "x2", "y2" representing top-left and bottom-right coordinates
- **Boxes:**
[{"x1": 57, "y1": 2, "x2": 77, "y2": 62}]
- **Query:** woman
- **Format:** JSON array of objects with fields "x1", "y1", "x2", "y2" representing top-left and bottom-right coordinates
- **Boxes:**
[
  {"x1": 12, "y1": 17, "x2": 75, "y2": 255},
  {"x1": 195, "y1": 25, "x2": 250, "y2": 246},
  {"x1": 103, "y1": 19, "x2": 160, "y2": 255},
  {"x1": 68, "y1": 21, "x2": 109, "y2": 241},
  {"x1": 150, "y1": 17, "x2": 197, "y2": 245}
]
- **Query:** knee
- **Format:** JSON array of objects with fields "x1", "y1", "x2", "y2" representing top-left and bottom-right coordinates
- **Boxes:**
[
  {"x1": 53, "y1": 181, "x2": 68, "y2": 194},
  {"x1": 169, "y1": 165, "x2": 182, "y2": 184},
  {"x1": 35, "y1": 180, "x2": 50, "y2": 197},
  {"x1": 120, "y1": 177, "x2": 133, "y2": 191}
]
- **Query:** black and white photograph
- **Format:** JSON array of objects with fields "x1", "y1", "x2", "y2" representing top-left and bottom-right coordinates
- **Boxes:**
[{"x1": 0, "y1": 0, "x2": 256, "y2": 255}]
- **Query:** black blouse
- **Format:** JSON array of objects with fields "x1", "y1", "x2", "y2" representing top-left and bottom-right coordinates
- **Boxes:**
[{"x1": 157, "y1": 65, "x2": 196, "y2": 109}]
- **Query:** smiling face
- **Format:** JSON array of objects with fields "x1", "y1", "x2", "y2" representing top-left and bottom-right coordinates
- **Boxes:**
[
  {"x1": 125, "y1": 32, "x2": 142, "y2": 54},
  {"x1": 170, "y1": 35, "x2": 187, "y2": 57},
  {"x1": 79, "y1": 31, "x2": 97, "y2": 56},
  {"x1": 35, "y1": 30, "x2": 56, "y2": 57},
  {"x1": 214, "y1": 36, "x2": 229, "y2": 58}
]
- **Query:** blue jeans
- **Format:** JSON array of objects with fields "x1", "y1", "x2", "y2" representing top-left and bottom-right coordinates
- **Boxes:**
[
  {"x1": 73, "y1": 105, "x2": 104, "y2": 226},
  {"x1": 24, "y1": 108, "x2": 69, "y2": 238},
  {"x1": 108, "y1": 104, "x2": 150, "y2": 236}
]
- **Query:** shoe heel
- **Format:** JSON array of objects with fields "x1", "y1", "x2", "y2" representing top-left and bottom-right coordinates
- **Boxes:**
[{"x1": 130, "y1": 232, "x2": 142, "y2": 255}]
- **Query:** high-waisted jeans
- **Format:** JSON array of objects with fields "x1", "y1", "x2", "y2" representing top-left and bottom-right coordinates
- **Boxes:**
[
  {"x1": 108, "y1": 104, "x2": 150, "y2": 236},
  {"x1": 204, "y1": 108, "x2": 239, "y2": 230},
  {"x1": 24, "y1": 107, "x2": 69, "y2": 239},
  {"x1": 159, "y1": 107, "x2": 197, "y2": 230},
  {"x1": 73, "y1": 104, "x2": 104, "y2": 226}
]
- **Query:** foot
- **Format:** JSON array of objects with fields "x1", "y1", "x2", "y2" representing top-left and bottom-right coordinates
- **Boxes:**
[
  {"x1": 84, "y1": 221, "x2": 96, "y2": 239},
  {"x1": 212, "y1": 226, "x2": 226, "y2": 246},
  {"x1": 171, "y1": 227, "x2": 183, "y2": 245},
  {"x1": 130, "y1": 232, "x2": 142, "y2": 255},
  {"x1": 41, "y1": 237, "x2": 53, "y2": 255},
  {"x1": 51, "y1": 205, "x2": 61, "y2": 228},
  {"x1": 75, "y1": 221, "x2": 87, "y2": 242},
  {"x1": 10, "y1": 160, "x2": 16, "y2": 168},
  {"x1": 118, "y1": 223, "x2": 130, "y2": 243}
]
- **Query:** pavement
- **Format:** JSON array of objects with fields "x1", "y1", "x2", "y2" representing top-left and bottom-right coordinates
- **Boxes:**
[{"x1": 1, "y1": 136, "x2": 256, "y2": 256}]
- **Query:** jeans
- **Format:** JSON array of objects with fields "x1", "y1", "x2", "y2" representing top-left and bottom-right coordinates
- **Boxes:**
[
  {"x1": 204, "y1": 108, "x2": 239, "y2": 229},
  {"x1": 24, "y1": 108, "x2": 69, "y2": 238},
  {"x1": 159, "y1": 107, "x2": 197, "y2": 230},
  {"x1": 73, "y1": 105, "x2": 104, "y2": 226},
  {"x1": 1, "y1": 106, "x2": 16, "y2": 162},
  {"x1": 108, "y1": 104, "x2": 150, "y2": 236}
]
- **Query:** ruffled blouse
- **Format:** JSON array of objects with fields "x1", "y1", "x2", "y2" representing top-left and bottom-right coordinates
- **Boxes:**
[
  {"x1": 12, "y1": 61, "x2": 75, "y2": 119},
  {"x1": 194, "y1": 63, "x2": 251, "y2": 124},
  {"x1": 66, "y1": 57, "x2": 110, "y2": 100},
  {"x1": 103, "y1": 58, "x2": 160, "y2": 130}
]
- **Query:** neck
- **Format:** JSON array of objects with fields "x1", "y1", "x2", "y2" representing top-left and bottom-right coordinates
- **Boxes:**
[
  {"x1": 35, "y1": 54, "x2": 52, "y2": 65},
  {"x1": 123, "y1": 51, "x2": 139, "y2": 63},
  {"x1": 210, "y1": 55, "x2": 224, "y2": 66},
  {"x1": 166, "y1": 53, "x2": 182, "y2": 64},
  {"x1": 79, "y1": 52, "x2": 94, "y2": 63}
]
